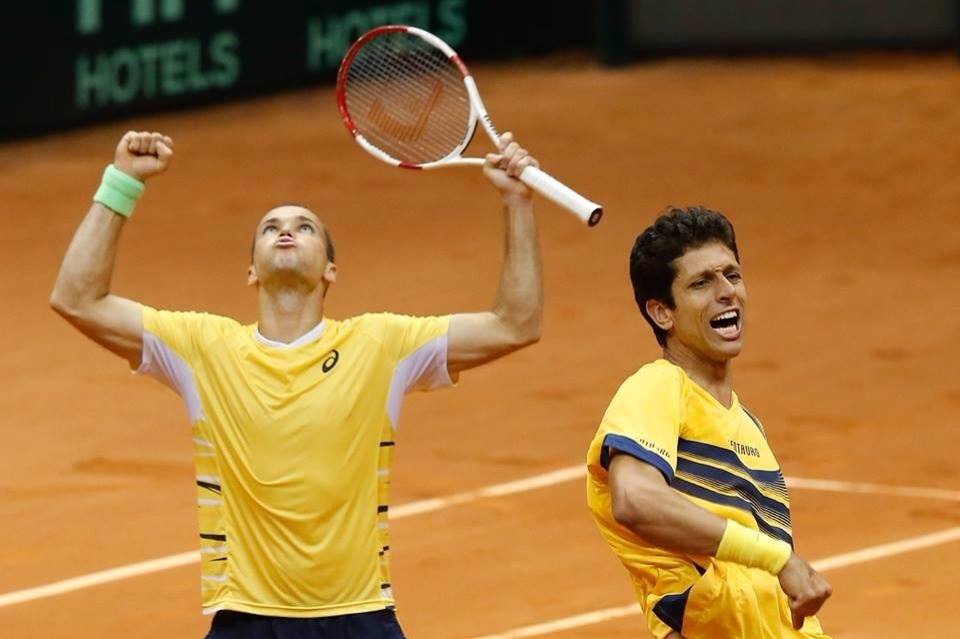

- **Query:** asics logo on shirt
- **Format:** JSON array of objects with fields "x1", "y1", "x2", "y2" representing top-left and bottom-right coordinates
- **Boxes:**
[{"x1": 322, "y1": 349, "x2": 340, "y2": 373}]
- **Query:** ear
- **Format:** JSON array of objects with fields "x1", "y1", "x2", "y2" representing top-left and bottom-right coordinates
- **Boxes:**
[
  {"x1": 247, "y1": 264, "x2": 258, "y2": 287},
  {"x1": 323, "y1": 262, "x2": 337, "y2": 286},
  {"x1": 645, "y1": 298, "x2": 674, "y2": 332}
]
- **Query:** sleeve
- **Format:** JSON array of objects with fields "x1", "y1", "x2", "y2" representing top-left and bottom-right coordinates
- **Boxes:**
[
  {"x1": 372, "y1": 312, "x2": 454, "y2": 394},
  {"x1": 597, "y1": 364, "x2": 683, "y2": 483},
  {"x1": 136, "y1": 305, "x2": 210, "y2": 418}
]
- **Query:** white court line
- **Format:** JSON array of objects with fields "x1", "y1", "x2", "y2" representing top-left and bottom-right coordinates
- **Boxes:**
[
  {"x1": 472, "y1": 604, "x2": 643, "y2": 638},
  {"x1": 810, "y1": 525, "x2": 960, "y2": 571},
  {"x1": 471, "y1": 525, "x2": 960, "y2": 639},
  {"x1": 0, "y1": 551, "x2": 200, "y2": 608},
  {"x1": 391, "y1": 466, "x2": 585, "y2": 518},
  {"x1": 0, "y1": 466, "x2": 584, "y2": 608},
  {"x1": 1, "y1": 465, "x2": 957, "y2": 608},
  {"x1": 786, "y1": 477, "x2": 960, "y2": 502}
]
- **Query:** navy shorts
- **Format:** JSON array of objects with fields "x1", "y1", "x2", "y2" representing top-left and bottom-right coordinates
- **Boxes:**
[{"x1": 204, "y1": 609, "x2": 406, "y2": 639}]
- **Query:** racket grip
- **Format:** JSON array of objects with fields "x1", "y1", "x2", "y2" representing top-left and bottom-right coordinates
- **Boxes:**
[{"x1": 518, "y1": 166, "x2": 603, "y2": 227}]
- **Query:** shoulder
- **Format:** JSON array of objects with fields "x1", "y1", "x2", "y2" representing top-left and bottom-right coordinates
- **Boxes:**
[
  {"x1": 142, "y1": 305, "x2": 241, "y2": 332},
  {"x1": 330, "y1": 312, "x2": 397, "y2": 347},
  {"x1": 346, "y1": 311, "x2": 389, "y2": 333},
  {"x1": 740, "y1": 404, "x2": 766, "y2": 436},
  {"x1": 606, "y1": 361, "x2": 687, "y2": 420},
  {"x1": 618, "y1": 359, "x2": 685, "y2": 396},
  {"x1": 602, "y1": 360, "x2": 685, "y2": 419},
  {"x1": 351, "y1": 312, "x2": 393, "y2": 326},
  {"x1": 140, "y1": 306, "x2": 243, "y2": 365},
  {"x1": 598, "y1": 360, "x2": 686, "y2": 439},
  {"x1": 349, "y1": 312, "x2": 449, "y2": 339}
]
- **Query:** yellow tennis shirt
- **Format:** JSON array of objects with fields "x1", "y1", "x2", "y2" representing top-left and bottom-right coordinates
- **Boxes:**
[
  {"x1": 137, "y1": 306, "x2": 453, "y2": 617},
  {"x1": 586, "y1": 359, "x2": 829, "y2": 638}
]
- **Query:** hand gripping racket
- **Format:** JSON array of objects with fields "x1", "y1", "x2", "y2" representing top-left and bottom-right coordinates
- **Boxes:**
[{"x1": 336, "y1": 25, "x2": 603, "y2": 227}]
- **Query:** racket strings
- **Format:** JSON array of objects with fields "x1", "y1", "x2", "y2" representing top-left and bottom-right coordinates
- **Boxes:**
[
  {"x1": 344, "y1": 32, "x2": 472, "y2": 164},
  {"x1": 346, "y1": 75, "x2": 464, "y2": 152},
  {"x1": 351, "y1": 47, "x2": 466, "y2": 146},
  {"x1": 348, "y1": 41, "x2": 468, "y2": 160},
  {"x1": 351, "y1": 39, "x2": 468, "y2": 149}
]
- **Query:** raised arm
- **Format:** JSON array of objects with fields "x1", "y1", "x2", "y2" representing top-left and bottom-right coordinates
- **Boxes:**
[
  {"x1": 50, "y1": 131, "x2": 174, "y2": 368},
  {"x1": 446, "y1": 133, "x2": 543, "y2": 374},
  {"x1": 609, "y1": 454, "x2": 832, "y2": 629}
]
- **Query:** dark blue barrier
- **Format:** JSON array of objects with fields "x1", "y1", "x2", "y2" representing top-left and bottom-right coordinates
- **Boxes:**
[
  {"x1": 1, "y1": 1, "x2": 591, "y2": 141},
  {"x1": 600, "y1": 0, "x2": 958, "y2": 63}
]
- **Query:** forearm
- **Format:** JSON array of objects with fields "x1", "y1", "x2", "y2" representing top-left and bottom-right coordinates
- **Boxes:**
[
  {"x1": 444, "y1": 136, "x2": 542, "y2": 372},
  {"x1": 50, "y1": 203, "x2": 126, "y2": 314},
  {"x1": 613, "y1": 478, "x2": 727, "y2": 556},
  {"x1": 490, "y1": 196, "x2": 542, "y2": 343},
  {"x1": 611, "y1": 457, "x2": 792, "y2": 574}
]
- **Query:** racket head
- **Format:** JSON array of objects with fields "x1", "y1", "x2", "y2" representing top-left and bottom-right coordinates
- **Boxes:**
[{"x1": 336, "y1": 25, "x2": 479, "y2": 169}]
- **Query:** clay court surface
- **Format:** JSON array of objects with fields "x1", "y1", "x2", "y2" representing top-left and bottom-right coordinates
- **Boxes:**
[{"x1": 2, "y1": 52, "x2": 959, "y2": 637}]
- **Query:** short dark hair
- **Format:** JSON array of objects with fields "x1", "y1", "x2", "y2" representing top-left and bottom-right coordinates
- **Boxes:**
[
  {"x1": 629, "y1": 206, "x2": 739, "y2": 347},
  {"x1": 250, "y1": 204, "x2": 335, "y2": 264}
]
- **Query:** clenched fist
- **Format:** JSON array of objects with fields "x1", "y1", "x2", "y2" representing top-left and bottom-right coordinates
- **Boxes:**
[
  {"x1": 778, "y1": 553, "x2": 832, "y2": 629},
  {"x1": 114, "y1": 131, "x2": 174, "y2": 182}
]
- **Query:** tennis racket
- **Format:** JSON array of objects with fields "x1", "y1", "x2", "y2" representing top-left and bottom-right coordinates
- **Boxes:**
[{"x1": 336, "y1": 25, "x2": 603, "y2": 227}]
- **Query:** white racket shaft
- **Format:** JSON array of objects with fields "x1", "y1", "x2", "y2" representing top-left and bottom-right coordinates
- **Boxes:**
[
  {"x1": 517, "y1": 165, "x2": 602, "y2": 226},
  {"x1": 462, "y1": 75, "x2": 603, "y2": 227}
]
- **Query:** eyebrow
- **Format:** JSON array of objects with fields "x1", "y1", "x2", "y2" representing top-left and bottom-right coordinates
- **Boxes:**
[
  {"x1": 687, "y1": 264, "x2": 739, "y2": 281},
  {"x1": 687, "y1": 270, "x2": 714, "y2": 283},
  {"x1": 260, "y1": 215, "x2": 318, "y2": 228}
]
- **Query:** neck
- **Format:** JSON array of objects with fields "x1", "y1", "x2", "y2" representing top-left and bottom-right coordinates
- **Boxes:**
[
  {"x1": 257, "y1": 282, "x2": 326, "y2": 344},
  {"x1": 663, "y1": 340, "x2": 734, "y2": 408}
]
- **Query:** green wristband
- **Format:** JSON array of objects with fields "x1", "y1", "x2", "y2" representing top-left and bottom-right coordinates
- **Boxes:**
[{"x1": 93, "y1": 164, "x2": 145, "y2": 218}]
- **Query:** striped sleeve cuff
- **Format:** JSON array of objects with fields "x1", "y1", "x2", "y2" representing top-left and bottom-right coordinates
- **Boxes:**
[{"x1": 600, "y1": 433, "x2": 675, "y2": 483}]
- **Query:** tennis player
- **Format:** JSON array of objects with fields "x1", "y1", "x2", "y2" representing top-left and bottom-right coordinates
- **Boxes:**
[
  {"x1": 51, "y1": 130, "x2": 543, "y2": 638},
  {"x1": 586, "y1": 207, "x2": 832, "y2": 638}
]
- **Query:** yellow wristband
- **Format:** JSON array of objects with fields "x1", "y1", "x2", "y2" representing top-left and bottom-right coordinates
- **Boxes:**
[{"x1": 716, "y1": 520, "x2": 792, "y2": 574}]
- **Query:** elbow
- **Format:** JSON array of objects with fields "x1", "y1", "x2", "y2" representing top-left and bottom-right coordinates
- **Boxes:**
[
  {"x1": 611, "y1": 497, "x2": 639, "y2": 529},
  {"x1": 611, "y1": 490, "x2": 651, "y2": 531},
  {"x1": 491, "y1": 307, "x2": 542, "y2": 351},
  {"x1": 515, "y1": 325, "x2": 542, "y2": 348},
  {"x1": 506, "y1": 313, "x2": 542, "y2": 349},
  {"x1": 49, "y1": 290, "x2": 70, "y2": 317},
  {"x1": 504, "y1": 329, "x2": 540, "y2": 352},
  {"x1": 49, "y1": 287, "x2": 81, "y2": 321}
]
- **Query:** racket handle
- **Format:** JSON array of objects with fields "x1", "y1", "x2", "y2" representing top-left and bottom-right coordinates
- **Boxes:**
[{"x1": 518, "y1": 166, "x2": 603, "y2": 227}]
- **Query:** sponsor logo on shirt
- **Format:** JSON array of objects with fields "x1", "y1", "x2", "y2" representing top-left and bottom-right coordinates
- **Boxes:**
[{"x1": 729, "y1": 440, "x2": 761, "y2": 458}]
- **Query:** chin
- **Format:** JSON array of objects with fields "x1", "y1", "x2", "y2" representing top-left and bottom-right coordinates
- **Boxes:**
[
  {"x1": 268, "y1": 259, "x2": 306, "y2": 277},
  {"x1": 701, "y1": 337, "x2": 743, "y2": 362},
  {"x1": 271, "y1": 254, "x2": 300, "y2": 268},
  {"x1": 715, "y1": 342, "x2": 743, "y2": 360}
]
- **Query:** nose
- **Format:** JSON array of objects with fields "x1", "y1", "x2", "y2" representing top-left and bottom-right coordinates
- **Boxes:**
[{"x1": 716, "y1": 274, "x2": 736, "y2": 301}]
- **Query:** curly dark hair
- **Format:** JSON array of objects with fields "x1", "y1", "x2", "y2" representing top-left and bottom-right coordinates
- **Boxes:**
[{"x1": 629, "y1": 206, "x2": 739, "y2": 346}]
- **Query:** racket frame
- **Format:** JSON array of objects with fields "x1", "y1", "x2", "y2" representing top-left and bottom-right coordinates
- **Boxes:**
[{"x1": 337, "y1": 25, "x2": 602, "y2": 226}]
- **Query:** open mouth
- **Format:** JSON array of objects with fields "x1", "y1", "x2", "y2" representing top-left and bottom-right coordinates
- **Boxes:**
[{"x1": 709, "y1": 309, "x2": 741, "y2": 339}]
